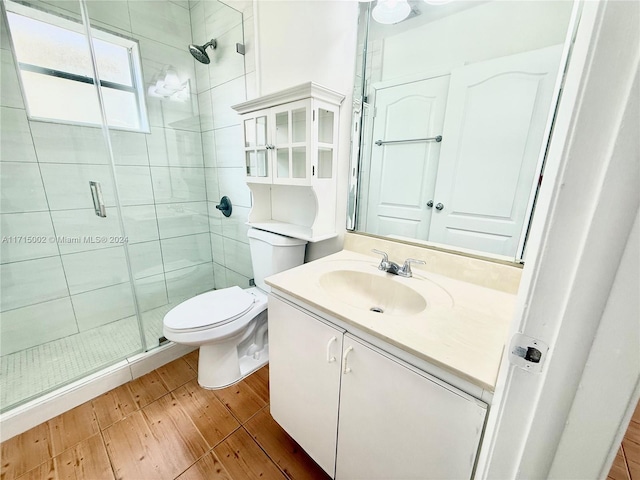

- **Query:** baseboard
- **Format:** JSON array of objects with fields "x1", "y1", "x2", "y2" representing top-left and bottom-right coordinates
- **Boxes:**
[
  {"x1": 128, "y1": 343, "x2": 196, "y2": 379},
  {"x1": 0, "y1": 342, "x2": 196, "y2": 442}
]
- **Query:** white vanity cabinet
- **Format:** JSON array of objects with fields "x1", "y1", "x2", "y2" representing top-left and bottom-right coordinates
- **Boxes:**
[
  {"x1": 269, "y1": 294, "x2": 344, "y2": 475},
  {"x1": 268, "y1": 294, "x2": 488, "y2": 479},
  {"x1": 232, "y1": 83, "x2": 344, "y2": 242}
]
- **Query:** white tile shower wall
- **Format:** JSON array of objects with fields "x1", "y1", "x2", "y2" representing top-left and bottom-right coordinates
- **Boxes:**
[
  {"x1": 136, "y1": 274, "x2": 169, "y2": 311},
  {"x1": 217, "y1": 167, "x2": 251, "y2": 207},
  {"x1": 129, "y1": 1, "x2": 192, "y2": 51},
  {"x1": 71, "y1": 282, "x2": 136, "y2": 332},
  {"x1": 30, "y1": 122, "x2": 111, "y2": 165},
  {"x1": 165, "y1": 262, "x2": 215, "y2": 303},
  {"x1": 128, "y1": 241, "x2": 164, "y2": 280},
  {"x1": 0, "y1": 256, "x2": 69, "y2": 311},
  {"x1": 0, "y1": 0, "x2": 254, "y2": 390},
  {"x1": 122, "y1": 205, "x2": 160, "y2": 244},
  {"x1": 204, "y1": 167, "x2": 221, "y2": 201},
  {"x1": 0, "y1": 107, "x2": 37, "y2": 163},
  {"x1": 150, "y1": 166, "x2": 207, "y2": 204},
  {"x1": 161, "y1": 232, "x2": 213, "y2": 271},
  {"x1": 222, "y1": 236, "x2": 252, "y2": 278},
  {"x1": 221, "y1": 204, "x2": 251, "y2": 242},
  {"x1": 213, "y1": 125, "x2": 243, "y2": 167},
  {"x1": 0, "y1": 49, "x2": 25, "y2": 109},
  {"x1": 61, "y1": 246, "x2": 130, "y2": 295},
  {"x1": 51, "y1": 208, "x2": 123, "y2": 254},
  {"x1": 0, "y1": 0, "x2": 219, "y2": 365},
  {"x1": 194, "y1": 0, "x2": 255, "y2": 287},
  {"x1": 147, "y1": 128, "x2": 204, "y2": 167},
  {"x1": 0, "y1": 212, "x2": 58, "y2": 263},
  {"x1": 0, "y1": 162, "x2": 49, "y2": 214},
  {"x1": 39, "y1": 163, "x2": 117, "y2": 210},
  {"x1": 156, "y1": 201, "x2": 210, "y2": 238},
  {"x1": 0, "y1": 298, "x2": 78, "y2": 356}
]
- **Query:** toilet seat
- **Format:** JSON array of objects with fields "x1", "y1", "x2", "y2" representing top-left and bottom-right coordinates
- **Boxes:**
[{"x1": 164, "y1": 286, "x2": 256, "y2": 333}]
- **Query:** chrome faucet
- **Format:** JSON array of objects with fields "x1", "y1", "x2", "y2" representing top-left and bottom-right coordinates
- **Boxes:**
[{"x1": 372, "y1": 250, "x2": 425, "y2": 278}]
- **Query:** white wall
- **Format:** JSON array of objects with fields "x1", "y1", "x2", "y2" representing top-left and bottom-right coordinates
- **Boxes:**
[
  {"x1": 254, "y1": 0, "x2": 359, "y2": 260},
  {"x1": 378, "y1": 1, "x2": 573, "y2": 83}
]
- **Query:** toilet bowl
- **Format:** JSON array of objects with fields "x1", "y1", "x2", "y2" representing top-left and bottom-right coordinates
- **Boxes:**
[{"x1": 162, "y1": 228, "x2": 307, "y2": 389}]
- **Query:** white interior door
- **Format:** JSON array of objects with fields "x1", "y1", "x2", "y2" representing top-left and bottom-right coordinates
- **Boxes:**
[
  {"x1": 429, "y1": 44, "x2": 563, "y2": 256},
  {"x1": 365, "y1": 75, "x2": 449, "y2": 239},
  {"x1": 335, "y1": 335, "x2": 487, "y2": 480}
]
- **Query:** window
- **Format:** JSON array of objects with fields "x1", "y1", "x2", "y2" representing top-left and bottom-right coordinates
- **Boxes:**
[{"x1": 5, "y1": 1, "x2": 149, "y2": 132}]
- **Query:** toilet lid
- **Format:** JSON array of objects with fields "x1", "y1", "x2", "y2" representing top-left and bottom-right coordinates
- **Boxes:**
[{"x1": 164, "y1": 286, "x2": 256, "y2": 331}]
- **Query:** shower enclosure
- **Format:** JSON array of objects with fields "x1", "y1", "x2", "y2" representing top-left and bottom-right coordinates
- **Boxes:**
[{"x1": 0, "y1": 0, "x2": 250, "y2": 413}]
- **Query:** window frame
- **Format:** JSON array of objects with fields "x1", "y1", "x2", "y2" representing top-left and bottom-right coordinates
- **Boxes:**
[{"x1": 5, "y1": 0, "x2": 150, "y2": 133}]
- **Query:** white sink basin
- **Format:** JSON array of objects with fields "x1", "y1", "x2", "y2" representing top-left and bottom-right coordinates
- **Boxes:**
[{"x1": 318, "y1": 270, "x2": 427, "y2": 316}]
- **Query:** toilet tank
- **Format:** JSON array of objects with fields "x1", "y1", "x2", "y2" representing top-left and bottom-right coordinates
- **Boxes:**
[{"x1": 247, "y1": 228, "x2": 307, "y2": 292}]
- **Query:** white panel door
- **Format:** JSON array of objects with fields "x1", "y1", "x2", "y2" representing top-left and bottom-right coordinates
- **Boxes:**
[
  {"x1": 268, "y1": 295, "x2": 344, "y2": 476},
  {"x1": 428, "y1": 45, "x2": 563, "y2": 256},
  {"x1": 335, "y1": 335, "x2": 487, "y2": 480},
  {"x1": 365, "y1": 76, "x2": 449, "y2": 239}
]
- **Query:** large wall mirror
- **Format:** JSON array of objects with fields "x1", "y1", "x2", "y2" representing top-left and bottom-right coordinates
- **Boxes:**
[{"x1": 347, "y1": 0, "x2": 578, "y2": 263}]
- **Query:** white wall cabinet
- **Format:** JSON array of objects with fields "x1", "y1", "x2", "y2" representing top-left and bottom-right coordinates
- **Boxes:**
[
  {"x1": 268, "y1": 294, "x2": 488, "y2": 479},
  {"x1": 232, "y1": 83, "x2": 344, "y2": 242}
]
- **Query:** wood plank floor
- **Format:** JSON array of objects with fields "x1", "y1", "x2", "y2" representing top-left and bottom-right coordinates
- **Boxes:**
[
  {"x1": 1, "y1": 351, "x2": 330, "y2": 480},
  {"x1": 608, "y1": 400, "x2": 640, "y2": 480}
]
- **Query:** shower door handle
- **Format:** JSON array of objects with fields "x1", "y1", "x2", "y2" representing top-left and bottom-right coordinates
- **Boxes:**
[{"x1": 89, "y1": 181, "x2": 107, "y2": 217}]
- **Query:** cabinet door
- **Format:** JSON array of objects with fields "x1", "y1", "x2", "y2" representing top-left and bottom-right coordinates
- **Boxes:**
[
  {"x1": 314, "y1": 102, "x2": 339, "y2": 181},
  {"x1": 243, "y1": 110, "x2": 271, "y2": 183},
  {"x1": 271, "y1": 99, "x2": 312, "y2": 186},
  {"x1": 336, "y1": 335, "x2": 487, "y2": 480},
  {"x1": 268, "y1": 295, "x2": 344, "y2": 476}
]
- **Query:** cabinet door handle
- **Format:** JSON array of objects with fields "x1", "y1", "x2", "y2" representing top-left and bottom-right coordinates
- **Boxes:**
[
  {"x1": 342, "y1": 346, "x2": 354, "y2": 374},
  {"x1": 326, "y1": 336, "x2": 337, "y2": 363}
]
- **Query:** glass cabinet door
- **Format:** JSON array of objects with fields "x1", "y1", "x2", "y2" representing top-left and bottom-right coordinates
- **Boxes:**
[
  {"x1": 317, "y1": 107, "x2": 336, "y2": 179},
  {"x1": 243, "y1": 113, "x2": 270, "y2": 182},
  {"x1": 271, "y1": 100, "x2": 311, "y2": 185}
]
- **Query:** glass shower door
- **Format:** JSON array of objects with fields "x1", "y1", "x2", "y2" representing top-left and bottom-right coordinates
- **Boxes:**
[
  {"x1": 0, "y1": 0, "x2": 145, "y2": 412},
  {"x1": 83, "y1": 0, "x2": 230, "y2": 350}
]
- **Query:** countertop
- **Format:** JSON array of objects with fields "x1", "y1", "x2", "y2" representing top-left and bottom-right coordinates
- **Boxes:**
[{"x1": 265, "y1": 249, "x2": 517, "y2": 391}]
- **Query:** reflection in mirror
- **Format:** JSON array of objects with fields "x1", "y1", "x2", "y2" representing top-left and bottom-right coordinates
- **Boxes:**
[{"x1": 348, "y1": 1, "x2": 577, "y2": 262}]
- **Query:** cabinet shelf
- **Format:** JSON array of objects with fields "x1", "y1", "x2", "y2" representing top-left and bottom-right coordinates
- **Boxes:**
[
  {"x1": 232, "y1": 82, "x2": 344, "y2": 243},
  {"x1": 247, "y1": 221, "x2": 338, "y2": 243}
]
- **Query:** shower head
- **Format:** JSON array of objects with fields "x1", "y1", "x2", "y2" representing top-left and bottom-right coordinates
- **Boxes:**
[{"x1": 189, "y1": 39, "x2": 217, "y2": 64}]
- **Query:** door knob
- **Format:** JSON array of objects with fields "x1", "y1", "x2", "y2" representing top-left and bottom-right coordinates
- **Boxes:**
[
  {"x1": 426, "y1": 200, "x2": 434, "y2": 208},
  {"x1": 435, "y1": 203, "x2": 444, "y2": 211}
]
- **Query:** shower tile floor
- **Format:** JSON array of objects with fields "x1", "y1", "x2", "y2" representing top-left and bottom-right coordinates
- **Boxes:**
[{"x1": 0, "y1": 302, "x2": 177, "y2": 412}]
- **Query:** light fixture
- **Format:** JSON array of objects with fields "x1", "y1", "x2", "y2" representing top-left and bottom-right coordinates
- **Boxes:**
[{"x1": 372, "y1": 0, "x2": 411, "y2": 25}]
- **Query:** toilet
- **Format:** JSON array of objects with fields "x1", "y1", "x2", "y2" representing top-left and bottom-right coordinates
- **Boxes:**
[{"x1": 162, "y1": 228, "x2": 307, "y2": 389}]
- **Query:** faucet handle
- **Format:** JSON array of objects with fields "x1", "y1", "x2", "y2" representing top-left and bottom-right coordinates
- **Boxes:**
[
  {"x1": 399, "y1": 258, "x2": 426, "y2": 277},
  {"x1": 372, "y1": 249, "x2": 389, "y2": 270}
]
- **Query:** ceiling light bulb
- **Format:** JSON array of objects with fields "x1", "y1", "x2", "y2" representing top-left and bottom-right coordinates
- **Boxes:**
[{"x1": 372, "y1": 0, "x2": 411, "y2": 24}]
